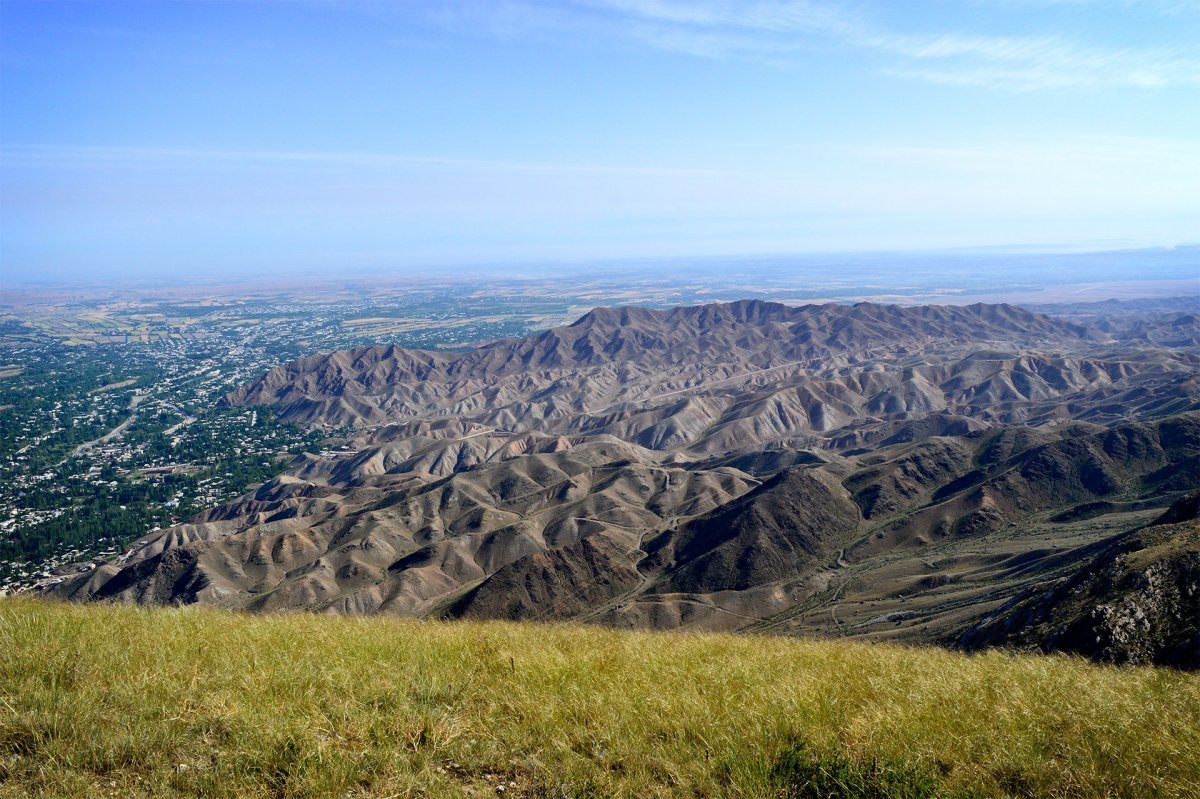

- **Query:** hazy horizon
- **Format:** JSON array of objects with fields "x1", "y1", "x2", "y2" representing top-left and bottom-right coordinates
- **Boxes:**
[
  {"x1": 4, "y1": 245, "x2": 1197, "y2": 308},
  {"x1": 2, "y1": 1, "x2": 1199, "y2": 282}
]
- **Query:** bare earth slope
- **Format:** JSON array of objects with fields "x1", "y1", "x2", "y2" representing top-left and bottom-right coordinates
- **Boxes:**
[
  {"x1": 957, "y1": 493, "x2": 1200, "y2": 668},
  {"x1": 50, "y1": 299, "x2": 1200, "y2": 665},
  {"x1": 227, "y1": 300, "x2": 1196, "y2": 453}
]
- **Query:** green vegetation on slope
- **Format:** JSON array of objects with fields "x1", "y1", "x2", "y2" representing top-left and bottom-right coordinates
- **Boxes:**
[{"x1": 1, "y1": 599, "x2": 1197, "y2": 798}]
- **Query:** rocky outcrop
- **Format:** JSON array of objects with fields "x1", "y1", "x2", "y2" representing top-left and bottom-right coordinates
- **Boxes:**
[{"x1": 958, "y1": 493, "x2": 1200, "y2": 668}]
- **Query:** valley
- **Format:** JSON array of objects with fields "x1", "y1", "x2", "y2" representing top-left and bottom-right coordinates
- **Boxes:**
[{"x1": 38, "y1": 291, "x2": 1200, "y2": 668}]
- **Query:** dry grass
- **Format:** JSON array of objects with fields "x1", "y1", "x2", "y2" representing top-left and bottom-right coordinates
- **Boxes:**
[{"x1": 1, "y1": 597, "x2": 1197, "y2": 798}]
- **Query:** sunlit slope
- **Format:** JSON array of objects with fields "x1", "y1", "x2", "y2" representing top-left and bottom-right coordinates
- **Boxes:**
[{"x1": 3, "y1": 599, "x2": 1197, "y2": 798}]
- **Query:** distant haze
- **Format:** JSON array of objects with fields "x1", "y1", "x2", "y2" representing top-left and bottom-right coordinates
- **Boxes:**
[{"x1": 1, "y1": 1, "x2": 1198, "y2": 281}]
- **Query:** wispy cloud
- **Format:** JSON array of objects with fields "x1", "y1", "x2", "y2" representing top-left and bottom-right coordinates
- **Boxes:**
[
  {"x1": 578, "y1": 0, "x2": 861, "y2": 37},
  {"x1": 859, "y1": 134, "x2": 1200, "y2": 173},
  {"x1": 451, "y1": 0, "x2": 1200, "y2": 91},
  {"x1": 978, "y1": 0, "x2": 1200, "y2": 14},
  {"x1": 569, "y1": 0, "x2": 865, "y2": 59},
  {"x1": 0, "y1": 144, "x2": 738, "y2": 177},
  {"x1": 873, "y1": 32, "x2": 1200, "y2": 90}
]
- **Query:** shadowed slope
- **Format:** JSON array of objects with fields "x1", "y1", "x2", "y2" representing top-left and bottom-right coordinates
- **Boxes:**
[
  {"x1": 958, "y1": 493, "x2": 1200, "y2": 668},
  {"x1": 644, "y1": 468, "x2": 860, "y2": 593},
  {"x1": 46, "y1": 300, "x2": 1200, "y2": 665},
  {"x1": 224, "y1": 301, "x2": 1195, "y2": 458}
]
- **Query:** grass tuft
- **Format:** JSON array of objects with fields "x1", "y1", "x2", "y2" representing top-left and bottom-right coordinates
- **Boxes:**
[{"x1": 770, "y1": 741, "x2": 963, "y2": 799}]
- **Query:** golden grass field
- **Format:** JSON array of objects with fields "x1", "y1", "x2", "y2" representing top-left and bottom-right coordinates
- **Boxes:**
[{"x1": 1, "y1": 598, "x2": 1197, "y2": 798}]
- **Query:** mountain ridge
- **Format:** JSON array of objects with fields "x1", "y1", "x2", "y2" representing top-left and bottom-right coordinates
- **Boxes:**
[{"x1": 50, "y1": 298, "x2": 1200, "y2": 666}]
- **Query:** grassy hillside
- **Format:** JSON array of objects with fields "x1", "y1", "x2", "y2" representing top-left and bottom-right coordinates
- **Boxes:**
[{"x1": 1, "y1": 599, "x2": 1197, "y2": 798}]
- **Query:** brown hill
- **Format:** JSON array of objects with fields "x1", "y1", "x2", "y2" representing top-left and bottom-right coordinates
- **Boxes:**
[
  {"x1": 225, "y1": 301, "x2": 1193, "y2": 457},
  {"x1": 53, "y1": 407, "x2": 1200, "y2": 661},
  {"x1": 643, "y1": 468, "x2": 860, "y2": 594},
  {"x1": 227, "y1": 300, "x2": 1098, "y2": 411},
  {"x1": 49, "y1": 300, "x2": 1200, "y2": 665}
]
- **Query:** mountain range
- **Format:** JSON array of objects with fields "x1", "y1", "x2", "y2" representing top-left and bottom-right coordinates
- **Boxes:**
[{"x1": 51, "y1": 299, "x2": 1200, "y2": 667}]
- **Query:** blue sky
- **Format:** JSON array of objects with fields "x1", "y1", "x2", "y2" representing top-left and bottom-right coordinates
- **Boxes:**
[{"x1": 1, "y1": 0, "x2": 1198, "y2": 281}]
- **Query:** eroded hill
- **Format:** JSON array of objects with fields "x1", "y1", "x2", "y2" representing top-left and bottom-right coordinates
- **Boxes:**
[{"x1": 50, "y1": 299, "x2": 1200, "y2": 665}]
